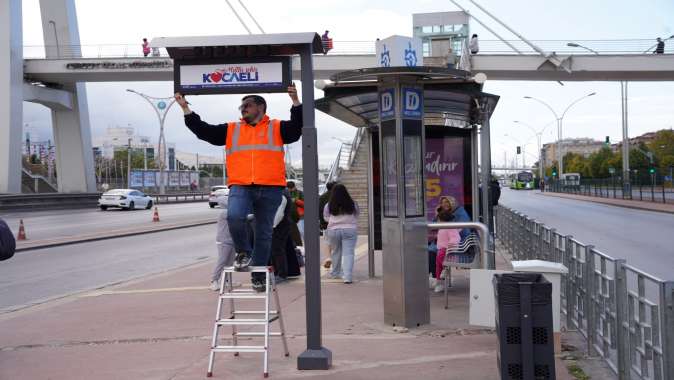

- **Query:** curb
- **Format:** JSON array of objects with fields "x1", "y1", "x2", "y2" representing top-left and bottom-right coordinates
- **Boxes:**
[
  {"x1": 536, "y1": 191, "x2": 674, "y2": 215},
  {"x1": 15, "y1": 219, "x2": 217, "y2": 253}
]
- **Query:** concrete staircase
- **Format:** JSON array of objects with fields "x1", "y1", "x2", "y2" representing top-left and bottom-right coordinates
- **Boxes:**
[{"x1": 336, "y1": 132, "x2": 370, "y2": 235}]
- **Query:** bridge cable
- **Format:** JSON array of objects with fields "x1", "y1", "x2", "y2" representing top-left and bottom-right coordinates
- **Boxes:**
[
  {"x1": 237, "y1": 0, "x2": 265, "y2": 34},
  {"x1": 225, "y1": 0, "x2": 252, "y2": 34}
]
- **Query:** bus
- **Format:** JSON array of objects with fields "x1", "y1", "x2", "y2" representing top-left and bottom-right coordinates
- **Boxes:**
[{"x1": 510, "y1": 171, "x2": 535, "y2": 190}]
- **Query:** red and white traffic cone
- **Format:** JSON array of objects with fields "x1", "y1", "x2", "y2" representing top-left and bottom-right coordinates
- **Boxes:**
[
  {"x1": 17, "y1": 219, "x2": 27, "y2": 240},
  {"x1": 152, "y1": 206, "x2": 160, "y2": 222}
]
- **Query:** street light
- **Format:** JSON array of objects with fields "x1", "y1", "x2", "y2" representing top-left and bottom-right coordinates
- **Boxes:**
[
  {"x1": 126, "y1": 89, "x2": 176, "y2": 195},
  {"x1": 568, "y1": 41, "x2": 632, "y2": 195},
  {"x1": 523, "y1": 92, "x2": 596, "y2": 176},
  {"x1": 566, "y1": 42, "x2": 599, "y2": 55}
]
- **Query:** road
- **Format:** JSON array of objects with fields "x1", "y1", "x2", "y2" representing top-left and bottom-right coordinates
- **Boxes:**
[
  {"x1": 0, "y1": 224, "x2": 216, "y2": 313},
  {"x1": 1, "y1": 202, "x2": 220, "y2": 241},
  {"x1": 499, "y1": 188, "x2": 674, "y2": 280}
]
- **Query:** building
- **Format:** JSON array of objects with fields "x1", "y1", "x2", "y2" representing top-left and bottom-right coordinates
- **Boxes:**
[
  {"x1": 610, "y1": 130, "x2": 668, "y2": 151},
  {"x1": 412, "y1": 11, "x2": 470, "y2": 68},
  {"x1": 542, "y1": 137, "x2": 604, "y2": 164},
  {"x1": 91, "y1": 126, "x2": 175, "y2": 169}
]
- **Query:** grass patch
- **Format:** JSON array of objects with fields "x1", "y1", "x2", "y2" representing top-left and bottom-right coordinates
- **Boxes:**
[{"x1": 567, "y1": 363, "x2": 590, "y2": 380}]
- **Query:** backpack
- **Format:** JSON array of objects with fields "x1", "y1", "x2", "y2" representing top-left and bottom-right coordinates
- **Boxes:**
[{"x1": 0, "y1": 218, "x2": 16, "y2": 261}]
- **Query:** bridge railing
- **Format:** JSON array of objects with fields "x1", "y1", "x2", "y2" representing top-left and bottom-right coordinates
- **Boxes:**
[
  {"x1": 23, "y1": 39, "x2": 672, "y2": 59},
  {"x1": 495, "y1": 205, "x2": 674, "y2": 380}
]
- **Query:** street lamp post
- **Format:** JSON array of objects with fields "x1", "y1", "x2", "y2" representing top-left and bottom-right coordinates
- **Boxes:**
[
  {"x1": 126, "y1": 89, "x2": 176, "y2": 195},
  {"x1": 568, "y1": 41, "x2": 632, "y2": 196},
  {"x1": 523, "y1": 92, "x2": 596, "y2": 177}
]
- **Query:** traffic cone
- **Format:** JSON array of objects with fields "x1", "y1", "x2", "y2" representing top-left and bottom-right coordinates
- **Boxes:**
[
  {"x1": 17, "y1": 219, "x2": 27, "y2": 240},
  {"x1": 152, "y1": 206, "x2": 160, "y2": 222}
]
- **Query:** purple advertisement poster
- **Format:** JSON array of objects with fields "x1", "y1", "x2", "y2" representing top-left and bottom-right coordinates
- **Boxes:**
[{"x1": 424, "y1": 137, "x2": 465, "y2": 222}]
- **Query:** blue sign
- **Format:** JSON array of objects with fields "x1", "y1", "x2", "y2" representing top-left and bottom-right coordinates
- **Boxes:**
[
  {"x1": 380, "y1": 44, "x2": 391, "y2": 67},
  {"x1": 404, "y1": 42, "x2": 418, "y2": 67},
  {"x1": 157, "y1": 101, "x2": 167, "y2": 110},
  {"x1": 402, "y1": 88, "x2": 422, "y2": 119},
  {"x1": 379, "y1": 89, "x2": 395, "y2": 120}
]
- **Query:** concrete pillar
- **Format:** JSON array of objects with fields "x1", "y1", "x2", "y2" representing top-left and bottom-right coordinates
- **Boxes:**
[
  {"x1": 0, "y1": 0, "x2": 23, "y2": 193},
  {"x1": 39, "y1": 0, "x2": 96, "y2": 192}
]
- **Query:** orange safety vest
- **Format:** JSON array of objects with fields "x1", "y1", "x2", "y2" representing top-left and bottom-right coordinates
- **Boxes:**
[{"x1": 225, "y1": 116, "x2": 286, "y2": 186}]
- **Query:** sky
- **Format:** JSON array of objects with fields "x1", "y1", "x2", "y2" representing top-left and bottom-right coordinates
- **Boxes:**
[{"x1": 20, "y1": 0, "x2": 674, "y2": 168}]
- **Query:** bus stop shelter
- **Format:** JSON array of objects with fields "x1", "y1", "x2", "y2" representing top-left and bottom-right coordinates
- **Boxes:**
[{"x1": 316, "y1": 66, "x2": 500, "y2": 327}]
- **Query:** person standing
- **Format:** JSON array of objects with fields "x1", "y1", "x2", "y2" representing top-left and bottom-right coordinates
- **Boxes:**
[
  {"x1": 469, "y1": 34, "x2": 479, "y2": 54},
  {"x1": 142, "y1": 38, "x2": 150, "y2": 57},
  {"x1": 323, "y1": 184, "x2": 359, "y2": 284},
  {"x1": 654, "y1": 37, "x2": 665, "y2": 54},
  {"x1": 319, "y1": 181, "x2": 336, "y2": 268},
  {"x1": 321, "y1": 30, "x2": 331, "y2": 54},
  {"x1": 270, "y1": 189, "x2": 293, "y2": 283},
  {"x1": 175, "y1": 84, "x2": 302, "y2": 292},
  {"x1": 287, "y1": 181, "x2": 304, "y2": 244},
  {"x1": 210, "y1": 196, "x2": 237, "y2": 291}
]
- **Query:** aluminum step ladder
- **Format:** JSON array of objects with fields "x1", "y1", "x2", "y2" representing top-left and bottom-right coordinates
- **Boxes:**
[{"x1": 207, "y1": 266, "x2": 289, "y2": 378}]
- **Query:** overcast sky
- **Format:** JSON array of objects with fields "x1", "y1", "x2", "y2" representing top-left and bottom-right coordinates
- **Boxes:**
[{"x1": 20, "y1": 0, "x2": 674, "y2": 168}]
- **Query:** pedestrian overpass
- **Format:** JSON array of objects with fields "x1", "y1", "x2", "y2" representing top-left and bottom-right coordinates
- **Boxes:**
[{"x1": 3, "y1": 0, "x2": 674, "y2": 193}]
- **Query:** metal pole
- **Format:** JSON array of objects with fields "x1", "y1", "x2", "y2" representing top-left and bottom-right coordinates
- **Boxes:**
[
  {"x1": 621, "y1": 81, "x2": 631, "y2": 198},
  {"x1": 480, "y1": 116, "x2": 494, "y2": 269},
  {"x1": 366, "y1": 129, "x2": 375, "y2": 278},
  {"x1": 127, "y1": 138, "x2": 132, "y2": 188},
  {"x1": 297, "y1": 43, "x2": 332, "y2": 370},
  {"x1": 158, "y1": 120, "x2": 165, "y2": 194},
  {"x1": 558, "y1": 117, "x2": 563, "y2": 176}
]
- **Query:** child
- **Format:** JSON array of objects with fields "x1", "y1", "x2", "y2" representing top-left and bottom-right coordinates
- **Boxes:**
[
  {"x1": 211, "y1": 196, "x2": 236, "y2": 291},
  {"x1": 434, "y1": 210, "x2": 461, "y2": 293}
]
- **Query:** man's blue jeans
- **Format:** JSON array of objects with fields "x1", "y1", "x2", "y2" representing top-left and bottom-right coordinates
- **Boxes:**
[{"x1": 227, "y1": 185, "x2": 283, "y2": 276}]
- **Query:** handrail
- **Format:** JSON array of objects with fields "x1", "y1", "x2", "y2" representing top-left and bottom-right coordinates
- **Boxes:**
[
  {"x1": 427, "y1": 221, "x2": 490, "y2": 269},
  {"x1": 347, "y1": 127, "x2": 366, "y2": 169},
  {"x1": 325, "y1": 144, "x2": 344, "y2": 185},
  {"x1": 22, "y1": 39, "x2": 671, "y2": 59}
]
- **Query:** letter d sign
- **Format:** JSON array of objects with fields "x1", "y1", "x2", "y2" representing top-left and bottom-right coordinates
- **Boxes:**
[
  {"x1": 381, "y1": 92, "x2": 393, "y2": 112},
  {"x1": 406, "y1": 91, "x2": 419, "y2": 110}
]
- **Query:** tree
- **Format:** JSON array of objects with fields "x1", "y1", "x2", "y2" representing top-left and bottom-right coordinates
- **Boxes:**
[
  {"x1": 648, "y1": 129, "x2": 674, "y2": 174},
  {"x1": 587, "y1": 147, "x2": 617, "y2": 178}
]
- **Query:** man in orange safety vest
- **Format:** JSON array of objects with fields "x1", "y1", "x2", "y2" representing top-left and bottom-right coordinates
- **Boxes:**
[{"x1": 175, "y1": 85, "x2": 302, "y2": 292}]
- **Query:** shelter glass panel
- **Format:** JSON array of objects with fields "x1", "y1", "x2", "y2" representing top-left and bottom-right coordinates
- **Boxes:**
[
  {"x1": 403, "y1": 121, "x2": 424, "y2": 217},
  {"x1": 382, "y1": 120, "x2": 398, "y2": 217}
]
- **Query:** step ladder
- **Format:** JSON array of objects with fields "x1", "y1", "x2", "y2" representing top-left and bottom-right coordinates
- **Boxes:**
[{"x1": 207, "y1": 266, "x2": 289, "y2": 378}]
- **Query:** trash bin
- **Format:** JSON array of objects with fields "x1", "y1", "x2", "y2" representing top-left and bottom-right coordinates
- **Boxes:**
[
  {"x1": 494, "y1": 273, "x2": 555, "y2": 380},
  {"x1": 511, "y1": 260, "x2": 568, "y2": 353}
]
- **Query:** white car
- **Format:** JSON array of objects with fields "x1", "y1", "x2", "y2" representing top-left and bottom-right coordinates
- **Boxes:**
[
  {"x1": 209, "y1": 185, "x2": 229, "y2": 208},
  {"x1": 98, "y1": 189, "x2": 154, "y2": 211}
]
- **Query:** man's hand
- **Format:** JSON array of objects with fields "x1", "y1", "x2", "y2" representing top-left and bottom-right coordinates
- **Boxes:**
[
  {"x1": 288, "y1": 83, "x2": 300, "y2": 106},
  {"x1": 174, "y1": 92, "x2": 192, "y2": 114}
]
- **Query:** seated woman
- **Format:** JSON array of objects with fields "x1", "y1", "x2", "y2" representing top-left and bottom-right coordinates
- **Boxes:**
[{"x1": 433, "y1": 210, "x2": 461, "y2": 293}]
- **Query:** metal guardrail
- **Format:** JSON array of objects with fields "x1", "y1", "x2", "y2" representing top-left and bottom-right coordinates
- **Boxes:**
[
  {"x1": 151, "y1": 192, "x2": 208, "y2": 204},
  {"x1": 22, "y1": 39, "x2": 673, "y2": 59},
  {"x1": 495, "y1": 205, "x2": 674, "y2": 380},
  {"x1": 547, "y1": 178, "x2": 674, "y2": 205}
]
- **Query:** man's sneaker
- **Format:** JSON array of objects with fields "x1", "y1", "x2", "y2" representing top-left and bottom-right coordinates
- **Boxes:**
[
  {"x1": 433, "y1": 283, "x2": 444, "y2": 293},
  {"x1": 209, "y1": 280, "x2": 220, "y2": 292},
  {"x1": 252, "y1": 278, "x2": 266, "y2": 293},
  {"x1": 233, "y1": 252, "x2": 251, "y2": 271}
]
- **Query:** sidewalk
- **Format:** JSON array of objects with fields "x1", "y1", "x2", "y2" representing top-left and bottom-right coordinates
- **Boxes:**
[
  {"x1": 539, "y1": 190, "x2": 674, "y2": 214},
  {"x1": 0, "y1": 239, "x2": 574, "y2": 380}
]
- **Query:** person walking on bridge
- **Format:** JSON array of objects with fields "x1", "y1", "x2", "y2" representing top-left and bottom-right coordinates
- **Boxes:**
[
  {"x1": 654, "y1": 37, "x2": 665, "y2": 54},
  {"x1": 175, "y1": 84, "x2": 302, "y2": 292}
]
